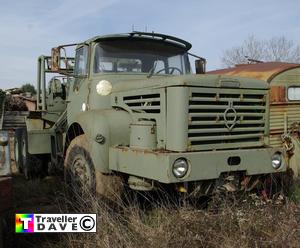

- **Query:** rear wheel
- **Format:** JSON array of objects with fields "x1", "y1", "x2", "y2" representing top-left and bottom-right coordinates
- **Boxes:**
[
  {"x1": 64, "y1": 134, "x2": 124, "y2": 201},
  {"x1": 16, "y1": 128, "x2": 44, "y2": 180},
  {"x1": 14, "y1": 129, "x2": 23, "y2": 173}
]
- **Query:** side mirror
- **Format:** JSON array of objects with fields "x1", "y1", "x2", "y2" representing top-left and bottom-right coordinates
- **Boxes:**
[
  {"x1": 195, "y1": 59, "x2": 206, "y2": 74},
  {"x1": 51, "y1": 47, "x2": 61, "y2": 71},
  {"x1": 50, "y1": 44, "x2": 76, "y2": 74}
]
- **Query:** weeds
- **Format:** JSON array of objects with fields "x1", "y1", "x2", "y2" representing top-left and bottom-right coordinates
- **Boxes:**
[
  {"x1": 54, "y1": 185, "x2": 300, "y2": 248},
  {"x1": 11, "y1": 174, "x2": 300, "y2": 248}
]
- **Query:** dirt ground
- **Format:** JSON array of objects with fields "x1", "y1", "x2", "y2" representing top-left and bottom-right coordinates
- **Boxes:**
[{"x1": 8, "y1": 132, "x2": 65, "y2": 248}]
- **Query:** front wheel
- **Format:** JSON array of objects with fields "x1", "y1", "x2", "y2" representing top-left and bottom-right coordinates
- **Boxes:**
[{"x1": 64, "y1": 134, "x2": 124, "y2": 201}]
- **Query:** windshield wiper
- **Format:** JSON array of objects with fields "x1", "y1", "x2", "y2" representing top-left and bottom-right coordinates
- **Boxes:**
[{"x1": 147, "y1": 61, "x2": 158, "y2": 78}]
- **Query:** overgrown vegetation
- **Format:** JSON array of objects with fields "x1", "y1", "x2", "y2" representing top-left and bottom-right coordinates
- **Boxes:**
[
  {"x1": 11, "y1": 175, "x2": 300, "y2": 248},
  {"x1": 9, "y1": 140, "x2": 300, "y2": 248},
  {"x1": 20, "y1": 83, "x2": 36, "y2": 95}
]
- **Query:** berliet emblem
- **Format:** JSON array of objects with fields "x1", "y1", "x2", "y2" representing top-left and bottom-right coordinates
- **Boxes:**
[{"x1": 223, "y1": 101, "x2": 237, "y2": 131}]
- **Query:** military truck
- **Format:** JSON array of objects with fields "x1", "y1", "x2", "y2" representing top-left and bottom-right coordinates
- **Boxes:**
[
  {"x1": 14, "y1": 32, "x2": 286, "y2": 199},
  {"x1": 208, "y1": 62, "x2": 300, "y2": 178}
]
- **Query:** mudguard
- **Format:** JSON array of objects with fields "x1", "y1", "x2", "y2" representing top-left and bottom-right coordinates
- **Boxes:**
[{"x1": 69, "y1": 109, "x2": 132, "y2": 173}]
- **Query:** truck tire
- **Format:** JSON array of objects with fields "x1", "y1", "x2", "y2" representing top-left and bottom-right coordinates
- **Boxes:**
[
  {"x1": 21, "y1": 129, "x2": 32, "y2": 180},
  {"x1": 64, "y1": 134, "x2": 124, "y2": 201},
  {"x1": 14, "y1": 129, "x2": 24, "y2": 173},
  {"x1": 19, "y1": 129, "x2": 43, "y2": 180}
]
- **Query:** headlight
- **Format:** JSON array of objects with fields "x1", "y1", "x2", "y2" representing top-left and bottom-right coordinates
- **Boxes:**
[
  {"x1": 172, "y1": 158, "x2": 189, "y2": 178},
  {"x1": 271, "y1": 152, "x2": 283, "y2": 169},
  {"x1": 96, "y1": 80, "x2": 112, "y2": 96}
]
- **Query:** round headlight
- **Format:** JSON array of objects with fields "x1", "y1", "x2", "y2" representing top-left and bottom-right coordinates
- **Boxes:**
[
  {"x1": 172, "y1": 158, "x2": 189, "y2": 178},
  {"x1": 271, "y1": 152, "x2": 283, "y2": 169},
  {"x1": 96, "y1": 80, "x2": 112, "y2": 96}
]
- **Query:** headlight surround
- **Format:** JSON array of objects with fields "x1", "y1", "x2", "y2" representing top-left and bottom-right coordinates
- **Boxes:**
[
  {"x1": 172, "y1": 158, "x2": 189, "y2": 178},
  {"x1": 271, "y1": 152, "x2": 283, "y2": 170}
]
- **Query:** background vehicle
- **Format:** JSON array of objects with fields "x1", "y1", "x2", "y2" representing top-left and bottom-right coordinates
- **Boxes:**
[
  {"x1": 15, "y1": 32, "x2": 285, "y2": 200},
  {"x1": 0, "y1": 130, "x2": 12, "y2": 248},
  {"x1": 208, "y1": 62, "x2": 300, "y2": 178}
]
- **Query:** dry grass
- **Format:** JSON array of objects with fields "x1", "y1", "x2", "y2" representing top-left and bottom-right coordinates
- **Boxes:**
[
  {"x1": 9, "y1": 176, "x2": 300, "y2": 248},
  {"x1": 9, "y1": 136, "x2": 300, "y2": 248},
  {"x1": 47, "y1": 184, "x2": 300, "y2": 248}
]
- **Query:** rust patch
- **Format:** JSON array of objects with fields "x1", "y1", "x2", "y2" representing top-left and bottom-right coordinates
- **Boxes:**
[
  {"x1": 51, "y1": 47, "x2": 60, "y2": 71},
  {"x1": 208, "y1": 62, "x2": 300, "y2": 83},
  {"x1": 115, "y1": 145, "x2": 170, "y2": 155},
  {"x1": 270, "y1": 86, "x2": 286, "y2": 103}
]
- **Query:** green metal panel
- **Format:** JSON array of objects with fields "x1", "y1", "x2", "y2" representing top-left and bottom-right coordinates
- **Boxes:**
[
  {"x1": 269, "y1": 68, "x2": 300, "y2": 147},
  {"x1": 111, "y1": 87, "x2": 166, "y2": 149},
  {"x1": 109, "y1": 146, "x2": 285, "y2": 183},
  {"x1": 166, "y1": 87, "x2": 189, "y2": 151},
  {"x1": 270, "y1": 67, "x2": 300, "y2": 86},
  {"x1": 73, "y1": 109, "x2": 132, "y2": 173},
  {"x1": 270, "y1": 103, "x2": 300, "y2": 147},
  {"x1": 27, "y1": 130, "x2": 52, "y2": 154}
]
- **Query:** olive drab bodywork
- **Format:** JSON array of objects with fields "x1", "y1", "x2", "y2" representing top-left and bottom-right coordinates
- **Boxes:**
[
  {"x1": 208, "y1": 62, "x2": 300, "y2": 178},
  {"x1": 22, "y1": 32, "x2": 286, "y2": 196}
]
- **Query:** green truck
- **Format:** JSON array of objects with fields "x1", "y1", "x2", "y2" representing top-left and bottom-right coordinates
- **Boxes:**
[{"x1": 14, "y1": 32, "x2": 286, "y2": 200}]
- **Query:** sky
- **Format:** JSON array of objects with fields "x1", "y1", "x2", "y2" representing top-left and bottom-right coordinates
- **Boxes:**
[{"x1": 0, "y1": 0, "x2": 299, "y2": 89}]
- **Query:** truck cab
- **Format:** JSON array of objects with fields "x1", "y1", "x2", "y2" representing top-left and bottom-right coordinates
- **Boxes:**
[{"x1": 17, "y1": 32, "x2": 286, "y2": 199}]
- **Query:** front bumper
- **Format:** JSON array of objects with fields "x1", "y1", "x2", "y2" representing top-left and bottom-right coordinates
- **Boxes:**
[{"x1": 109, "y1": 146, "x2": 286, "y2": 184}]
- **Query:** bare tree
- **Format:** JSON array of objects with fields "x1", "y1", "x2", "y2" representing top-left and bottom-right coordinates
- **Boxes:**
[
  {"x1": 221, "y1": 35, "x2": 300, "y2": 67},
  {"x1": 265, "y1": 36, "x2": 300, "y2": 62}
]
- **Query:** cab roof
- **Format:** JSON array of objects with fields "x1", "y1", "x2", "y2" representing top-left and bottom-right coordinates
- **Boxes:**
[{"x1": 82, "y1": 31, "x2": 192, "y2": 51}]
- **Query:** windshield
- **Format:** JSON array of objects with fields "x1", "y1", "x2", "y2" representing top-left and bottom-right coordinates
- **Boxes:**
[{"x1": 93, "y1": 40, "x2": 190, "y2": 75}]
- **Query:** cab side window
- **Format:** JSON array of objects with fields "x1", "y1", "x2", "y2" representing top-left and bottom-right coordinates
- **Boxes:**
[
  {"x1": 288, "y1": 86, "x2": 300, "y2": 101},
  {"x1": 74, "y1": 46, "x2": 88, "y2": 76}
]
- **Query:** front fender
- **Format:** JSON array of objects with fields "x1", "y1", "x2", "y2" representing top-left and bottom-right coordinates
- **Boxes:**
[{"x1": 71, "y1": 109, "x2": 132, "y2": 173}]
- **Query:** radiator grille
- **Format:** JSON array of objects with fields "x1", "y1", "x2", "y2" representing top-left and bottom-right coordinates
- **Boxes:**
[
  {"x1": 123, "y1": 93, "x2": 161, "y2": 113},
  {"x1": 188, "y1": 88, "x2": 267, "y2": 149}
]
